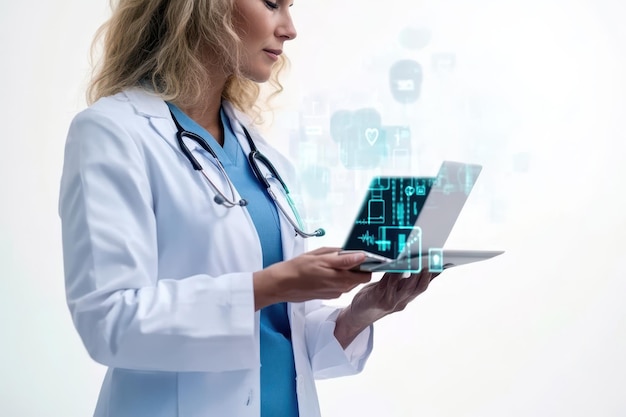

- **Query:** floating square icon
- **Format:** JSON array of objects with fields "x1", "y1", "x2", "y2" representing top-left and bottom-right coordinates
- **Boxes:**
[
  {"x1": 389, "y1": 60, "x2": 422, "y2": 103},
  {"x1": 428, "y1": 248, "x2": 444, "y2": 273}
]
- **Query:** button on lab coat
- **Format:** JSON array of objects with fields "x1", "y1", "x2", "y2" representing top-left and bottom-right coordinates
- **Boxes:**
[{"x1": 59, "y1": 88, "x2": 373, "y2": 417}]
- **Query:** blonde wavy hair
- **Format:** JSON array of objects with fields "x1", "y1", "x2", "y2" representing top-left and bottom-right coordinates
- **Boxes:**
[{"x1": 87, "y1": 0, "x2": 288, "y2": 118}]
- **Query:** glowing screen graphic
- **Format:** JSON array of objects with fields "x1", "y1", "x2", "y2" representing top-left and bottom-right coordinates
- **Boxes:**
[{"x1": 343, "y1": 177, "x2": 435, "y2": 259}]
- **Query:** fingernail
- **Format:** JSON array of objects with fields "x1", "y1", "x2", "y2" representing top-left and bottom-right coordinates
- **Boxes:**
[{"x1": 352, "y1": 254, "x2": 365, "y2": 262}]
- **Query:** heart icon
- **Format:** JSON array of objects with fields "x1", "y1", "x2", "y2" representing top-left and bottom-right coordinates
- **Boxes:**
[
  {"x1": 404, "y1": 186, "x2": 415, "y2": 197},
  {"x1": 364, "y1": 128, "x2": 379, "y2": 146}
]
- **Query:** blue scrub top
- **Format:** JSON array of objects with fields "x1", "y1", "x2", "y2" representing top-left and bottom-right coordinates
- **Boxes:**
[{"x1": 167, "y1": 103, "x2": 299, "y2": 417}]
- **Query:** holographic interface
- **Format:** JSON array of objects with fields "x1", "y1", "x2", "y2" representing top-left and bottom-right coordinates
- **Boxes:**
[{"x1": 343, "y1": 177, "x2": 435, "y2": 260}]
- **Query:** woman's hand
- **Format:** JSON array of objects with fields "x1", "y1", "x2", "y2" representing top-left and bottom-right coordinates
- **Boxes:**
[
  {"x1": 253, "y1": 247, "x2": 372, "y2": 310},
  {"x1": 334, "y1": 269, "x2": 439, "y2": 349}
]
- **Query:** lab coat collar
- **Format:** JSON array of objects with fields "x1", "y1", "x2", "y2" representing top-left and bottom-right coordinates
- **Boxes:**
[
  {"x1": 121, "y1": 88, "x2": 277, "y2": 174},
  {"x1": 121, "y1": 87, "x2": 263, "y2": 152},
  {"x1": 123, "y1": 87, "x2": 171, "y2": 119},
  {"x1": 122, "y1": 87, "x2": 253, "y2": 127}
]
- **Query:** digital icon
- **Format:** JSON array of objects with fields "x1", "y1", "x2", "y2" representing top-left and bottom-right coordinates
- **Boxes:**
[
  {"x1": 364, "y1": 128, "x2": 379, "y2": 146},
  {"x1": 396, "y1": 79, "x2": 416, "y2": 91},
  {"x1": 357, "y1": 178, "x2": 390, "y2": 225},
  {"x1": 330, "y1": 108, "x2": 388, "y2": 169},
  {"x1": 429, "y1": 248, "x2": 444, "y2": 273},
  {"x1": 300, "y1": 96, "x2": 329, "y2": 139},
  {"x1": 382, "y1": 126, "x2": 412, "y2": 169},
  {"x1": 389, "y1": 60, "x2": 423, "y2": 103},
  {"x1": 368, "y1": 195, "x2": 385, "y2": 224}
]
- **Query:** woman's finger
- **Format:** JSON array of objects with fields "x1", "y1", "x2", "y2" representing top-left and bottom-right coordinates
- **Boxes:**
[
  {"x1": 308, "y1": 246, "x2": 342, "y2": 255},
  {"x1": 429, "y1": 271, "x2": 442, "y2": 281},
  {"x1": 411, "y1": 270, "x2": 431, "y2": 292},
  {"x1": 397, "y1": 270, "x2": 431, "y2": 301}
]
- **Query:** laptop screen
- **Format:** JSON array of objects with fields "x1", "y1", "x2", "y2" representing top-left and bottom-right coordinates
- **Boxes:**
[
  {"x1": 342, "y1": 161, "x2": 483, "y2": 261},
  {"x1": 342, "y1": 176, "x2": 435, "y2": 259},
  {"x1": 400, "y1": 161, "x2": 482, "y2": 258}
]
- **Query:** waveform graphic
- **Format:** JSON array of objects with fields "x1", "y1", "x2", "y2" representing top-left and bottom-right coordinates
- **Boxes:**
[{"x1": 357, "y1": 231, "x2": 376, "y2": 246}]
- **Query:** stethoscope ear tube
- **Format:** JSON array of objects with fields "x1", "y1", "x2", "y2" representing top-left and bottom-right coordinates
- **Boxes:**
[{"x1": 175, "y1": 131, "x2": 203, "y2": 171}]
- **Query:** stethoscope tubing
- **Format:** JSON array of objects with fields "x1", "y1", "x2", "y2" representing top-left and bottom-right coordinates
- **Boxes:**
[{"x1": 170, "y1": 111, "x2": 324, "y2": 237}]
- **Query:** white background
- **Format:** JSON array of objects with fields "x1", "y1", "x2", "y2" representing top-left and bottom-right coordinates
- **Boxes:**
[{"x1": 1, "y1": 0, "x2": 626, "y2": 416}]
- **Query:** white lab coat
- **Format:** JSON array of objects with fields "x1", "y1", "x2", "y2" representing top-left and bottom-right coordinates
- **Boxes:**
[{"x1": 59, "y1": 88, "x2": 373, "y2": 417}]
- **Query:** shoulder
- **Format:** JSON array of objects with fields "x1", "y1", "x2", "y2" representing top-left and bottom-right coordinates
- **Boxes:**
[
  {"x1": 66, "y1": 88, "x2": 172, "y2": 165},
  {"x1": 69, "y1": 88, "x2": 168, "y2": 143},
  {"x1": 75, "y1": 87, "x2": 166, "y2": 123}
]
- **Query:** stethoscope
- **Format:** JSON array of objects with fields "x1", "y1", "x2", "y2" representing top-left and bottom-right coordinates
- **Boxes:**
[{"x1": 170, "y1": 110, "x2": 325, "y2": 238}]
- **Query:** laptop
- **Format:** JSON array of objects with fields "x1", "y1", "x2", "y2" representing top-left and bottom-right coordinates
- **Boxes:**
[{"x1": 340, "y1": 161, "x2": 504, "y2": 272}]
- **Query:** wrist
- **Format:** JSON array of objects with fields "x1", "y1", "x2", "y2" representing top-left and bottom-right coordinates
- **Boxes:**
[
  {"x1": 253, "y1": 261, "x2": 296, "y2": 310},
  {"x1": 253, "y1": 268, "x2": 280, "y2": 311}
]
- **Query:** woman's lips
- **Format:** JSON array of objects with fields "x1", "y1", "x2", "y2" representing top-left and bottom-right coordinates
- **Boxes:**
[{"x1": 263, "y1": 49, "x2": 282, "y2": 61}]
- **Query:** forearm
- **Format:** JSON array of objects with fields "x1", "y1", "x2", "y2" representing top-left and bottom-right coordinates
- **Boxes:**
[
  {"x1": 69, "y1": 273, "x2": 257, "y2": 372},
  {"x1": 304, "y1": 303, "x2": 373, "y2": 379},
  {"x1": 333, "y1": 306, "x2": 374, "y2": 349}
]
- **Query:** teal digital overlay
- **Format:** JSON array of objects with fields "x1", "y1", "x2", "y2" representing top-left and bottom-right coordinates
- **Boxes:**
[
  {"x1": 428, "y1": 248, "x2": 444, "y2": 273},
  {"x1": 343, "y1": 176, "x2": 436, "y2": 272}
]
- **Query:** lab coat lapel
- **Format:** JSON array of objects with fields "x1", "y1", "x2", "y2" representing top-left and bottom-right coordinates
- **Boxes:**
[
  {"x1": 122, "y1": 89, "x2": 262, "y2": 268},
  {"x1": 222, "y1": 102, "x2": 302, "y2": 262},
  {"x1": 124, "y1": 88, "x2": 227, "y2": 176}
]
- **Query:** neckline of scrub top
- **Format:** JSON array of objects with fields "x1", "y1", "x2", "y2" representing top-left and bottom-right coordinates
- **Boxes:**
[
  {"x1": 166, "y1": 102, "x2": 240, "y2": 167},
  {"x1": 166, "y1": 101, "x2": 283, "y2": 253}
]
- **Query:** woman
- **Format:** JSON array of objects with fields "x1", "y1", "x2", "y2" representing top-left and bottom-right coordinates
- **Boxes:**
[{"x1": 59, "y1": 0, "x2": 436, "y2": 416}]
